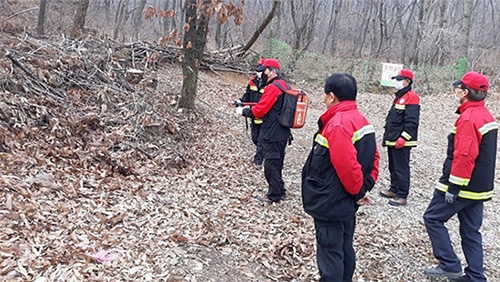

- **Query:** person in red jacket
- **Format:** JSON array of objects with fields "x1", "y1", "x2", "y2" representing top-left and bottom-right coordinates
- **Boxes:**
[
  {"x1": 380, "y1": 69, "x2": 420, "y2": 206},
  {"x1": 423, "y1": 72, "x2": 498, "y2": 282},
  {"x1": 302, "y1": 73, "x2": 380, "y2": 281},
  {"x1": 235, "y1": 58, "x2": 291, "y2": 203}
]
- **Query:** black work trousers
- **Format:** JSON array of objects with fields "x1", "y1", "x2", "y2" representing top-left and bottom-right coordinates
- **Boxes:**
[
  {"x1": 423, "y1": 190, "x2": 486, "y2": 282},
  {"x1": 314, "y1": 216, "x2": 356, "y2": 282},
  {"x1": 250, "y1": 123, "x2": 263, "y2": 165},
  {"x1": 262, "y1": 139, "x2": 287, "y2": 202},
  {"x1": 387, "y1": 146, "x2": 411, "y2": 198}
]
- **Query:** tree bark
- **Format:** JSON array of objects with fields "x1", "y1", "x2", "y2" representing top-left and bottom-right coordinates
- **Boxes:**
[
  {"x1": 162, "y1": 0, "x2": 170, "y2": 35},
  {"x1": 131, "y1": 0, "x2": 147, "y2": 40},
  {"x1": 178, "y1": 0, "x2": 211, "y2": 109},
  {"x1": 71, "y1": 0, "x2": 90, "y2": 38},
  {"x1": 462, "y1": 0, "x2": 474, "y2": 60},
  {"x1": 113, "y1": 0, "x2": 130, "y2": 41},
  {"x1": 238, "y1": 0, "x2": 279, "y2": 56},
  {"x1": 36, "y1": 0, "x2": 48, "y2": 37}
]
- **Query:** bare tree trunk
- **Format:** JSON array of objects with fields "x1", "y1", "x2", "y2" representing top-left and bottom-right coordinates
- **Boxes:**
[
  {"x1": 215, "y1": 21, "x2": 222, "y2": 49},
  {"x1": 36, "y1": 0, "x2": 48, "y2": 37},
  {"x1": 131, "y1": 0, "x2": 147, "y2": 40},
  {"x1": 462, "y1": 0, "x2": 474, "y2": 60},
  {"x1": 353, "y1": 1, "x2": 374, "y2": 58},
  {"x1": 239, "y1": 0, "x2": 279, "y2": 56},
  {"x1": 322, "y1": 0, "x2": 343, "y2": 55},
  {"x1": 113, "y1": 0, "x2": 129, "y2": 41},
  {"x1": 171, "y1": 0, "x2": 178, "y2": 30},
  {"x1": 178, "y1": 0, "x2": 211, "y2": 109},
  {"x1": 71, "y1": 0, "x2": 90, "y2": 38},
  {"x1": 410, "y1": 0, "x2": 425, "y2": 65},
  {"x1": 162, "y1": 0, "x2": 170, "y2": 34}
]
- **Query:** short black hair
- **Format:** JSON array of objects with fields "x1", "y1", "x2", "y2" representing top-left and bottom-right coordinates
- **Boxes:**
[{"x1": 324, "y1": 73, "x2": 357, "y2": 101}]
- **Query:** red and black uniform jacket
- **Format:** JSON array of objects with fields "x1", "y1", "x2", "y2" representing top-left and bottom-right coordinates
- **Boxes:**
[
  {"x1": 240, "y1": 75, "x2": 265, "y2": 125},
  {"x1": 383, "y1": 86, "x2": 420, "y2": 147},
  {"x1": 436, "y1": 100, "x2": 498, "y2": 202},
  {"x1": 301, "y1": 101, "x2": 380, "y2": 222},
  {"x1": 242, "y1": 78, "x2": 291, "y2": 142}
]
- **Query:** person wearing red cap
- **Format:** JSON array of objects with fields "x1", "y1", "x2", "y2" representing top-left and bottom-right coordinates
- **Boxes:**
[
  {"x1": 301, "y1": 73, "x2": 380, "y2": 281},
  {"x1": 380, "y1": 68, "x2": 420, "y2": 206},
  {"x1": 236, "y1": 59, "x2": 266, "y2": 169},
  {"x1": 423, "y1": 71, "x2": 498, "y2": 282},
  {"x1": 235, "y1": 58, "x2": 291, "y2": 203}
]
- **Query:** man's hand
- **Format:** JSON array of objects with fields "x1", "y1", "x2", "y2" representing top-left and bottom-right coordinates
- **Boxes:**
[
  {"x1": 395, "y1": 137, "x2": 406, "y2": 149},
  {"x1": 235, "y1": 106, "x2": 249, "y2": 115},
  {"x1": 445, "y1": 192, "x2": 457, "y2": 205},
  {"x1": 356, "y1": 194, "x2": 372, "y2": 206}
]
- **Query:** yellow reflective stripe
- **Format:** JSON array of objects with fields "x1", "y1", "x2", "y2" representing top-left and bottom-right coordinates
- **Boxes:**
[
  {"x1": 315, "y1": 134, "x2": 329, "y2": 148},
  {"x1": 436, "y1": 182, "x2": 448, "y2": 192},
  {"x1": 449, "y1": 174, "x2": 470, "y2": 186},
  {"x1": 351, "y1": 124, "x2": 375, "y2": 143},
  {"x1": 401, "y1": 131, "x2": 412, "y2": 140},
  {"x1": 259, "y1": 88, "x2": 265, "y2": 93},
  {"x1": 249, "y1": 85, "x2": 258, "y2": 91},
  {"x1": 395, "y1": 104, "x2": 406, "y2": 110},
  {"x1": 459, "y1": 190, "x2": 494, "y2": 200},
  {"x1": 451, "y1": 126, "x2": 456, "y2": 134},
  {"x1": 479, "y1": 122, "x2": 498, "y2": 135},
  {"x1": 254, "y1": 119, "x2": 263, "y2": 124},
  {"x1": 435, "y1": 182, "x2": 493, "y2": 200}
]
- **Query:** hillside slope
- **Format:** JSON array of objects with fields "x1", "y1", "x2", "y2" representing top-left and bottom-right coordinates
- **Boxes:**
[{"x1": 1, "y1": 35, "x2": 500, "y2": 282}]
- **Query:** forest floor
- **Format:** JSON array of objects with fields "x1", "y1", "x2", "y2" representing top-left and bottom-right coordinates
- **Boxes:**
[{"x1": 1, "y1": 33, "x2": 500, "y2": 282}]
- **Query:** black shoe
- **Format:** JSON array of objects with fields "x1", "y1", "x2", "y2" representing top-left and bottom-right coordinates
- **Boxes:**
[
  {"x1": 256, "y1": 195, "x2": 274, "y2": 203},
  {"x1": 253, "y1": 163, "x2": 263, "y2": 170},
  {"x1": 380, "y1": 189, "x2": 398, "y2": 198},
  {"x1": 450, "y1": 275, "x2": 472, "y2": 282},
  {"x1": 389, "y1": 197, "x2": 407, "y2": 206},
  {"x1": 423, "y1": 266, "x2": 462, "y2": 279}
]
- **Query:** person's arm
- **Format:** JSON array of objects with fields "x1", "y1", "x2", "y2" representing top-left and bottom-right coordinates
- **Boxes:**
[
  {"x1": 242, "y1": 83, "x2": 280, "y2": 119},
  {"x1": 401, "y1": 93, "x2": 420, "y2": 142},
  {"x1": 448, "y1": 119, "x2": 480, "y2": 194},
  {"x1": 327, "y1": 124, "x2": 364, "y2": 195}
]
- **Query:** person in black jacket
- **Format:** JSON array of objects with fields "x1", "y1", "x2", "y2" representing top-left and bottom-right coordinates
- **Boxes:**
[
  {"x1": 235, "y1": 58, "x2": 290, "y2": 203},
  {"x1": 302, "y1": 73, "x2": 380, "y2": 281},
  {"x1": 380, "y1": 69, "x2": 420, "y2": 206},
  {"x1": 423, "y1": 72, "x2": 497, "y2": 282},
  {"x1": 238, "y1": 59, "x2": 265, "y2": 168}
]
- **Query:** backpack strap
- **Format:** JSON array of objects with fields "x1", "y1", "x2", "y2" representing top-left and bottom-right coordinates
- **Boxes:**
[{"x1": 271, "y1": 80, "x2": 291, "y2": 93}]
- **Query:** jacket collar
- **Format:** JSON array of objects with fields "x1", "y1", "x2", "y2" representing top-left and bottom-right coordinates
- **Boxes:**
[
  {"x1": 318, "y1": 100, "x2": 357, "y2": 130},
  {"x1": 456, "y1": 100, "x2": 485, "y2": 114},
  {"x1": 395, "y1": 85, "x2": 411, "y2": 99}
]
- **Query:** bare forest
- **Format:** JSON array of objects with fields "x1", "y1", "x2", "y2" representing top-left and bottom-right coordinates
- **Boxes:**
[
  {"x1": 1, "y1": 0, "x2": 500, "y2": 282},
  {"x1": 4, "y1": 0, "x2": 500, "y2": 87}
]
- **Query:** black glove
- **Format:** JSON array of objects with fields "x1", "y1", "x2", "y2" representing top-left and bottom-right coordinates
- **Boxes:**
[
  {"x1": 445, "y1": 192, "x2": 457, "y2": 205},
  {"x1": 445, "y1": 184, "x2": 460, "y2": 205}
]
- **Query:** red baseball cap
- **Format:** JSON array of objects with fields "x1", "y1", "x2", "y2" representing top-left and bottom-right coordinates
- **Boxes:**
[
  {"x1": 453, "y1": 71, "x2": 489, "y2": 91},
  {"x1": 261, "y1": 58, "x2": 281, "y2": 70},
  {"x1": 255, "y1": 58, "x2": 265, "y2": 72},
  {"x1": 391, "y1": 69, "x2": 414, "y2": 80}
]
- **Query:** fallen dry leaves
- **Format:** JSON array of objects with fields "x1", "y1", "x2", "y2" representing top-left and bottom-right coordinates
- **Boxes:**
[{"x1": 1, "y1": 34, "x2": 500, "y2": 282}]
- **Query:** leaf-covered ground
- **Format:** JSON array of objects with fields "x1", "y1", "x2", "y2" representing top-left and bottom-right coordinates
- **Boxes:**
[{"x1": 1, "y1": 35, "x2": 500, "y2": 282}]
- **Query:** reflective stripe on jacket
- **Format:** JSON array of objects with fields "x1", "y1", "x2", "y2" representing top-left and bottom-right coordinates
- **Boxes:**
[
  {"x1": 241, "y1": 75, "x2": 265, "y2": 124},
  {"x1": 302, "y1": 101, "x2": 380, "y2": 222},
  {"x1": 242, "y1": 78, "x2": 291, "y2": 142},
  {"x1": 437, "y1": 100, "x2": 498, "y2": 201},
  {"x1": 383, "y1": 86, "x2": 420, "y2": 147}
]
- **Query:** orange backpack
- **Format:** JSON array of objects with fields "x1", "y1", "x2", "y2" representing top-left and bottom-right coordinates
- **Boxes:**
[{"x1": 272, "y1": 82, "x2": 308, "y2": 129}]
